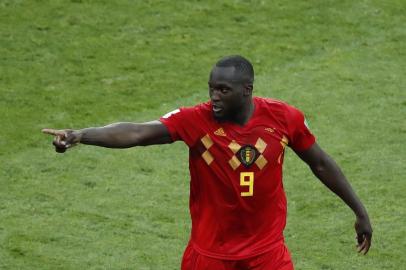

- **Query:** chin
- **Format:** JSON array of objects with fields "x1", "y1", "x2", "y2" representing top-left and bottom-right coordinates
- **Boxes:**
[
  {"x1": 213, "y1": 111, "x2": 229, "y2": 122},
  {"x1": 213, "y1": 111, "x2": 224, "y2": 119}
]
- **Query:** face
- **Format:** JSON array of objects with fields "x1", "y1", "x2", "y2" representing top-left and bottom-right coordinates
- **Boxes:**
[{"x1": 208, "y1": 66, "x2": 251, "y2": 120}]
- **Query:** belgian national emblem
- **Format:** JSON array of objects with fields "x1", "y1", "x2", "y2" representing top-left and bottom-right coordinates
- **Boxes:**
[{"x1": 237, "y1": 145, "x2": 259, "y2": 168}]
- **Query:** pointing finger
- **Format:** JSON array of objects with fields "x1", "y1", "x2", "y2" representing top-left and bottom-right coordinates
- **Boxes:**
[{"x1": 42, "y1": 128, "x2": 66, "y2": 137}]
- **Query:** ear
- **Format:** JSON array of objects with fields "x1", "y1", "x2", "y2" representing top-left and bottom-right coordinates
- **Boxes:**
[{"x1": 243, "y1": 84, "x2": 253, "y2": 96}]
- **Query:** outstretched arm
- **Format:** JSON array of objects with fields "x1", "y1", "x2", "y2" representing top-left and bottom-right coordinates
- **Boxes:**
[
  {"x1": 42, "y1": 120, "x2": 172, "y2": 152},
  {"x1": 294, "y1": 143, "x2": 373, "y2": 254}
]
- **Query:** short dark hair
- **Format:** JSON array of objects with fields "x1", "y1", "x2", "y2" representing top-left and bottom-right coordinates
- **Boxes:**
[{"x1": 215, "y1": 55, "x2": 254, "y2": 84}]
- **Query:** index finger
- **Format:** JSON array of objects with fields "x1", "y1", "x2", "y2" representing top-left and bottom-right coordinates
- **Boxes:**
[{"x1": 42, "y1": 128, "x2": 66, "y2": 137}]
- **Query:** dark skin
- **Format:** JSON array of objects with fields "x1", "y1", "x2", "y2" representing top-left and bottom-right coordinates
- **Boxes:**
[{"x1": 43, "y1": 65, "x2": 372, "y2": 254}]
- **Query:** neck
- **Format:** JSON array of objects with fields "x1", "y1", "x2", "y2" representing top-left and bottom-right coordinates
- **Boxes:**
[{"x1": 232, "y1": 98, "x2": 255, "y2": 126}]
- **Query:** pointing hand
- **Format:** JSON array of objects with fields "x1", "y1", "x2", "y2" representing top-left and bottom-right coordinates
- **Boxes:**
[{"x1": 42, "y1": 128, "x2": 81, "y2": 153}]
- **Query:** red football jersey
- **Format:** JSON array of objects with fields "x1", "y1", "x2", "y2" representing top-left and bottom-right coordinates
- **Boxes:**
[{"x1": 160, "y1": 97, "x2": 315, "y2": 260}]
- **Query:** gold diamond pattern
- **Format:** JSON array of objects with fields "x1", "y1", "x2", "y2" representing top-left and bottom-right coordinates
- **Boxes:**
[
  {"x1": 228, "y1": 140, "x2": 242, "y2": 170},
  {"x1": 201, "y1": 134, "x2": 213, "y2": 149},
  {"x1": 228, "y1": 140, "x2": 241, "y2": 154},
  {"x1": 228, "y1": 156, "x2": 241, "y2": 170},
  {"x1": 201, "y1": 136, "x2": 273, "y2": 170},
  {"x1": 202, "y1": 150, "x2": 214, "y2": 165},
  {"x1": 255, "y1": 138, "x2": 267, "y2": 154},
  {"x1": 254, "y1": 138, "x2": 268, "y2": 169},
  {"x1": 200, "y1": 134, "x2": 214, "y2": 165},
  {"x1": 255, "y1": 155, "x2": 268, "y2": 170}
]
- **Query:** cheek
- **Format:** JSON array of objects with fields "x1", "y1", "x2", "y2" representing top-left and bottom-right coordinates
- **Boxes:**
[
  {"x1": 230, "y1": 93, "x2": 244, "y2": 106},
  {"x1": 222, "y1": 95, "x2": 237, "y2": 107},
  {"x1": 222, "y1": 96, "x2": 242, "y2": 113}
]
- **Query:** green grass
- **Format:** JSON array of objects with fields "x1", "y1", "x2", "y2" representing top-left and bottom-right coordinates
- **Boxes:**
[{"x1": 1, "y1": 0, "x2": 405, "y2": 269}]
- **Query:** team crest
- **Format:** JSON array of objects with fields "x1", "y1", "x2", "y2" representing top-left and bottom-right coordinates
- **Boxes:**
[{"x1": 237, "y1": 145, "x2": 259, "y2": 168}]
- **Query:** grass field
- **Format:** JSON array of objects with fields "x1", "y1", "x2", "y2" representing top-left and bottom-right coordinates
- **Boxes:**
[{"x1": 1, "y1": 0, "x2": 405, "y2": 269}]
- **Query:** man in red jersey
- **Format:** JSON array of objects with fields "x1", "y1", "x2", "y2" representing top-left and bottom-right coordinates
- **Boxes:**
[{"x1": 43, "y1": 55, "x2": 372, "y2": 270}]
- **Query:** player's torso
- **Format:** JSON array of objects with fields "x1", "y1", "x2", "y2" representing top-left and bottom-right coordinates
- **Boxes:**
[
  {"x1": 184, "y1": 97, "x2": 295, "y2": 257},
  {"x1": 186, "y1": 97, "x2": 292, "y2": 256}
]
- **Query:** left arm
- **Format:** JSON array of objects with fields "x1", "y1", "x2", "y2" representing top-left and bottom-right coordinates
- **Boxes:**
[{"x1": 294, "y1": 142, "x2": 373, "y2": 254}]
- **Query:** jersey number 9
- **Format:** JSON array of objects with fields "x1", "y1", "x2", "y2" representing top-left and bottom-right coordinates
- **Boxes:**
[{"x1": 240, "y1": 172, "x2": 254, "y2": 197}]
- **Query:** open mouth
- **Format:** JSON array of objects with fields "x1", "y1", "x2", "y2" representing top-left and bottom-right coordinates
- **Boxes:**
[{"x1": 212, "y1": 104, "x2": 223, "y2": 113}]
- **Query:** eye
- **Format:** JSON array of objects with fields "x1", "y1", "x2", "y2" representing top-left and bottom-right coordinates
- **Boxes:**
[{"x1": 220, "y1": 88, "x2": 230, "y2": 94}]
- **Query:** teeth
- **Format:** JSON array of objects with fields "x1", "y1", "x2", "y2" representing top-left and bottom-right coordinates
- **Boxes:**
[{"x1": 213, "y1": 106, "x2": 222, "y2": 112}]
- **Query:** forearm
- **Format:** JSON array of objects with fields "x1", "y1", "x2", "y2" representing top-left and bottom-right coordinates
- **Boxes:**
[
  {"x1": 74, "y1": 120, "x2": 172, "y2": 148},
  {"x1": 76, "y1": 122, "x2": 143, "y2": 148},
  {"x1": 311, "y1": 154, "x2": 369, "y2": 218}
]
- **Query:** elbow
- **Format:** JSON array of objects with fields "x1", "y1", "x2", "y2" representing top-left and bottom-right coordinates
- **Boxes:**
[
  {"x1": 311, "y1": 163, "x2": 326, "y2": 175},
  {"x1": 310, "y1": 157, "x2": 329, "y2": 175},
  {"x1": 310, "y1": 153, "x2": 338, "y2": 178},
  {"x1": 128, "y1": 124, "x2": 152, "y2": 147},
  {"x1": 122, "y1": 130, "x2": 143, "y2": 148}
]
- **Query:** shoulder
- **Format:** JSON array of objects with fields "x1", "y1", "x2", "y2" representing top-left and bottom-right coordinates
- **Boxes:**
[
  {"x1": 162, "y1": 101, "x2": 211, "y2": 121},
  {"x1": 254, "y1": 97, "x2": 307, "y2": 129},
  {"x1": 192, "y1": 101, "x2": 212, "y2": 114},
  {"x1": 181, "y1": 101, "x2": 211, "y2": 117},
  {"x1": 255, "y1": 96, "x2": 285, "y2": 107},
  {"x1": 159, "y1": 101, "x2": 212, "y2": 145},
  {"x1": 254, "y1": 96, "x2": 302, "y2": 116}
]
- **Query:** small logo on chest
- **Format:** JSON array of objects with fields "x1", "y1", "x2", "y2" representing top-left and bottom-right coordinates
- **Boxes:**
[
  {"x1": 214, "y1": 128, "x2": 227, "y2": 137},
  {"x1": 237, "y1": 145, "x2": 259, "y2": 167}
]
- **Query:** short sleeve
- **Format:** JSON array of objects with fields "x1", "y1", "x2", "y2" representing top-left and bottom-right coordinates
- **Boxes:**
[
  {"x1": 285, "y1": 105, "x2": 316, "y2": 151},
  {"x1": 159, "y1": 107, "x2": 198, "y2": 147}
]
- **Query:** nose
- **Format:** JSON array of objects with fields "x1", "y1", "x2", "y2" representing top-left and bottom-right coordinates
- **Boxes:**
[{"x1": 210, "y1": 89, "x2": 221, "y2": 102}]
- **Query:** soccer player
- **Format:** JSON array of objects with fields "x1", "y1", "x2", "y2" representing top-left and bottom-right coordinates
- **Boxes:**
[{"x1": 43, "y1": 55, "x2": 372, "y2": 270}]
